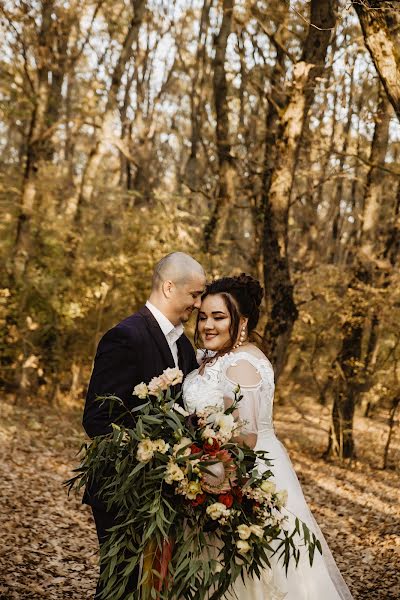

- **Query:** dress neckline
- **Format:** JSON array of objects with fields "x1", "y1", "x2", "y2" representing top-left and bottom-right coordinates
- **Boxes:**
[{"x1": 199, "y1": 349, "x2": 273, "y2": 374}]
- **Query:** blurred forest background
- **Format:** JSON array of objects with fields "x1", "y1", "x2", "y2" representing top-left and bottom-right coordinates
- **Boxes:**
[
  {"x1": 2, "y1": 0, "x2": 400, "y2": 463},
  {"x1": 1, "y1": 1, "x2": 400, "y2": 597}
]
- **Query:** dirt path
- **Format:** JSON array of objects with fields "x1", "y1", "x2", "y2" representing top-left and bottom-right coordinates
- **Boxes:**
[{"x1": 0, "y1": 398, "x2": 399, "y2": 599}]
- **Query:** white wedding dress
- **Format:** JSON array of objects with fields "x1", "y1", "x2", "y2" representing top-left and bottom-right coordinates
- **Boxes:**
[{"x1": 182, "y1": 350, "x2": 353, "y2": 600}]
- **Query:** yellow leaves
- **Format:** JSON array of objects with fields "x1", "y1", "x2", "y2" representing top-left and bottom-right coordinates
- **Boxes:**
[
  {"x1": 300, "y1": 312, "x2": 315, "y2": 325},
  {"x1": 26, "y1": 316, "x2": 39, "y2": 331},
  {"x1": 62, "y1": 301, "x2": 84, "y2": 320},
  {"x1": 0, "y1": 288, "x2": 11, "y2": 300},
  {"x1": 93, "y1": 281, "x2": 110, "y2": 300},
  {"x1": 22, "y1": 354, "x2": 40, "y2": 369},
  {"x1": 6, "y1": 325, "x2": 20, "y2": 343}
]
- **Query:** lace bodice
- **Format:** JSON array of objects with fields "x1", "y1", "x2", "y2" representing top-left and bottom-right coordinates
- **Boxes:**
[{"x1": 182, "y1": 351, "x2": 275, "y2": 439}]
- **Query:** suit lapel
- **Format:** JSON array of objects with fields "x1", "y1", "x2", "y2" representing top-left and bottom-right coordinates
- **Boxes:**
[{"x1": 138, "y1": 306, "x2": 175, "y2": 369}]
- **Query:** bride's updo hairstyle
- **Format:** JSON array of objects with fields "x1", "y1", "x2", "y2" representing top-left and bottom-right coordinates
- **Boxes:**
[{"x1": 195, "y1": 273, "x2": 264, "y2": 355}]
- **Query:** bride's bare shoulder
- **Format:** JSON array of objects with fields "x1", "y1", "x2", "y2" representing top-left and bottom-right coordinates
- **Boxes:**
[{"x1": 232, "y1": 343, "x2": 269, "y2": 362}]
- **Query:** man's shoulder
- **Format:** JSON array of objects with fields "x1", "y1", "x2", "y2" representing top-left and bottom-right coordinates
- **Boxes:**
[
  {"x1": 101, "y1": 309, "x2": 148, "y2": 343},
  {"x1": 117, "y1": 309, "x2": 147, "y2": 330}
]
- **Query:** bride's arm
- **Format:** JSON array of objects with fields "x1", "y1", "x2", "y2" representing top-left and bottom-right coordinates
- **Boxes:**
[{"x1": 223, "y1": 359, "x2": 262, "y2": 450}]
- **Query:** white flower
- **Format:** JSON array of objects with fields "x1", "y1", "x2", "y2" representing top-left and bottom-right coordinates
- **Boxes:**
[
  {"x1": 133, "y1": 382, "x2": 149, "y2": 399},
  {"x1": 201, "y1": 427, "x2": 217, "y2": 442},
  {"x1": 275, "y1": 490, "x2": 288, "y2": 508},
  {"x1": 250, "y1": 524, "x2": 264, "y2": 539},
  {"x1": 153, "y1": 439, "x2": 170, "y2": 454},
  {"x1": 206, "y1": 502, "x2": 229, "y2": 521},
  {"x1": 236, "y1": 540, "x2": 251, "y2": 555},
  {"x1": 148, "y1": 375, "x2": 166, "y2": 395},
  {"x1": 173, "y1": 403, "x2": 189, "y2": 417},
  {"x1": 172, "y1": 437, "x2": 192, "y2": 456},
  {"x1": 162, "y1": 367, "x2": 183, "y2": 386},
  {"x1": 260, "y1": 480, "x2": 276, "y2": 495},
  {"x1": 164, "y1": 461, "x2": 185, "y2": 484},
  {"x1": 136, "y1": 438, "x2": 155, "y2": 462},
  {"x1": 215, "y1": 413, "x2": 235, "y2": 433},
  {"x1": 237, "y1": 524, "x2": 252, "y2": 540}
]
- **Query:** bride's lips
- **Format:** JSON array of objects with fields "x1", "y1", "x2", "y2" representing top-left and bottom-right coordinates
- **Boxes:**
[{"x1": 205, "y1": 333, "x2": 218, "y2": 340}]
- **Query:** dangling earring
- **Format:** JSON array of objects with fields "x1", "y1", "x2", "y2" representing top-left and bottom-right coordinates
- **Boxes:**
[{"x1": 233, "y1": 324, "x2": 247, "y2": 349}]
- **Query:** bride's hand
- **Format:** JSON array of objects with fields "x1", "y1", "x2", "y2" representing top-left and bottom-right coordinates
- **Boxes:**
[{"x1": 231, "y1": 432, "x2": 257, "y2": 449}]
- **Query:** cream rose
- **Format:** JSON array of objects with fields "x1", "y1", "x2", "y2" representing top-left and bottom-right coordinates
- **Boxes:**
[
  {"x1": 164, "y1": 461, "x2": 185, "y2": 484},
  {"x1": 148, "y1": 375, "x2": 166, "y2": 395},
  {"x1": 133, "y1": 382, "x2": 149, "y2": 399},
  {"x1": 162, "y1": 367, "x2": 183, "y2": 386},
  {"x1": 275, "y1": 490, "x2": 288, "y2": 507},
  {"x1": 237, "y1": 524, "x2": 252, "y2": 540},
  {"x1": 236, "y1": 540, "x2": 251, "y2": 555},
  {"x1": 136, "y1": 438, "x2": 155, "y2": 462},
  {"x1": 206, "y1": 502, "x2": 229, "y2": 521},
  {"x1": 260, "y1": 480, "x2": 276, "y2": 495},
  {"x1": 250, "y1": 524, "x2": 264, "y2": 539},
  {"x1": 153, "y1": 439, "x2": 170, "y2": 454}
]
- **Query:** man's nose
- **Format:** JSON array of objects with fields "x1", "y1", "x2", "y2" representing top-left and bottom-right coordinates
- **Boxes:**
[{"x1": 193, "y1": 297, "x2": 202, "y2": 309}]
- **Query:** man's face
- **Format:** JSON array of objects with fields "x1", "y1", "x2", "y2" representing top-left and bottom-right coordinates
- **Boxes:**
[{"x1": 169, "y1": 273, "x2": 206, "y2": 324}]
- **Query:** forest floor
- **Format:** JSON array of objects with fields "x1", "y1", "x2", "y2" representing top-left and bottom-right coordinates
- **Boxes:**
[{"x1": 0, "y1": 393, "x2": 399, "y2": 600}]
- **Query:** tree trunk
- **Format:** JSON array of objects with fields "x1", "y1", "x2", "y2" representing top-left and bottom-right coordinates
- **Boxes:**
[
  {"x1": 383, "y1": 179, "x2": 400, "y2": 266},
  {"x1": 262, "y1": 0, "x2": 337, "y2": 378},
  {"x1": 329, "y1": 59, "x2": 356, "y2": 263},
  {"x1": 13, "y1": 0, "x2": 55, "y2": 281},
  {"x1": 382, "y1": 395, "x2": 400, "y2": 469},
  {"x1": 73, "y1": 0, "x2": 146, "y2": 224},
  {"x1": 204, "y1": 0, "x2": 235, "y2": 251},
  {"x1": 327, "y1": 88, "x2": 392, "y2": 459},
  {"x1": 352, "y1": 0, "x2": 400, "y2": 121},
  {"x1": 360, "y1": 90, "x2": 392, "y2": 254}
]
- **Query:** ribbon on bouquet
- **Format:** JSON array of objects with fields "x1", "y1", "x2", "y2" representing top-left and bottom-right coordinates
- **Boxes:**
[{"x1": 142, "y1": 537, "x2": 174, "y2": 597}]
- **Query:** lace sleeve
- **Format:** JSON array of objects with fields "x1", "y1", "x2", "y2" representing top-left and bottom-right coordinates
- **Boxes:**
[{"x1": 221, "y1": 357, "x2": 263, "y2": 435}]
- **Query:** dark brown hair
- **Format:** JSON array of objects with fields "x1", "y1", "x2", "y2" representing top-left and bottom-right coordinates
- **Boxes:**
[{"x1": 194, "y1": 273, "x2": 264, "y2": 358}]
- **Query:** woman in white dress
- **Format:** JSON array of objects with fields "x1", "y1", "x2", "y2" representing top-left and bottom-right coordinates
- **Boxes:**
[{"x1": 182, "y1": 274, "x2": 353, "y2": 600}]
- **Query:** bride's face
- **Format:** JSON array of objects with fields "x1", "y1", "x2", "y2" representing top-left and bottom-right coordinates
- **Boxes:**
[{"x1": 197, "y1": 294, "x2": 233, "y2": 351}]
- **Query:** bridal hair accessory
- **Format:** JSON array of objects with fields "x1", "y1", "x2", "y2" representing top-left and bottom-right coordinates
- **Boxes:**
[
  {"x1": 233, "y1": 324, "x2": 247, "y2": 349},
  {"x1": 67, "y1": 367, "x2": 321, "y2": 599}
]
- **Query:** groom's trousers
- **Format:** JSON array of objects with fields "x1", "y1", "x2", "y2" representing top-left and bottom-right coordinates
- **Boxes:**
[{"x1": 92, "y1": 506, "x2": 139, "y2": 598}]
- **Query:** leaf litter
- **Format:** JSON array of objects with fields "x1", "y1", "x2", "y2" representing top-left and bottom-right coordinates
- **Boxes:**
[{"x1": 0, "y1": 396, "x2": 398, "y2": 599}]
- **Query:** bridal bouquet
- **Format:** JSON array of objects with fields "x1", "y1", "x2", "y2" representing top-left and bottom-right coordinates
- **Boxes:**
[{"x1": 67, "y1": 367, "x2": 321, "y2": 600}]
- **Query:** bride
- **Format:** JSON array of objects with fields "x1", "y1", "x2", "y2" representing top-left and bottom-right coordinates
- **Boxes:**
[{"x1": 182, "y1": 273, "x2": 353, "y2": 600}]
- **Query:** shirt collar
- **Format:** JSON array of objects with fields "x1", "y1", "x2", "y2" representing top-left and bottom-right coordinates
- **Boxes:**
[{"x1": 146, "y1": 301, "x2": 184, "y2": 342}]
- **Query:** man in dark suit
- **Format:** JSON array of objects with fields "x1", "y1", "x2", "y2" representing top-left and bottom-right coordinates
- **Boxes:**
[{"x1": 82, "y1": 251, "x2": 206, "y2": 597}]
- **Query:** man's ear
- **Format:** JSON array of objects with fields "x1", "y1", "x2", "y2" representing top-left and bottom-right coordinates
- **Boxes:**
[{"x1": 162, "y1": 280, "x2": 175, "y2": 299}]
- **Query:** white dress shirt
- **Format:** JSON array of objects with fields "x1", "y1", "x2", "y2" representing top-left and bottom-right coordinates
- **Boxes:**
[{"x1": 145, "y1": 301, "x2": 184, "y2": 366}]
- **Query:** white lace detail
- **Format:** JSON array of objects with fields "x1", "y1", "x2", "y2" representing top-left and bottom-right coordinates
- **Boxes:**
[{"x1": 183, "y1": 351, "x2": 275, "y2": 437}]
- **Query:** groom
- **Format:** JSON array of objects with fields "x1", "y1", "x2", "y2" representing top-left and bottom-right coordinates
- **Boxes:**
[{"x1": 82, "y1": 251, "x2": 206, "y2": 596}]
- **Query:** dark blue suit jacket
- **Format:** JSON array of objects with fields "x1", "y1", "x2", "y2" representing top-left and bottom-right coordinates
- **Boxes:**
[{"x1": 82, "y1": 306, "x2": 198, "y2": 507}]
